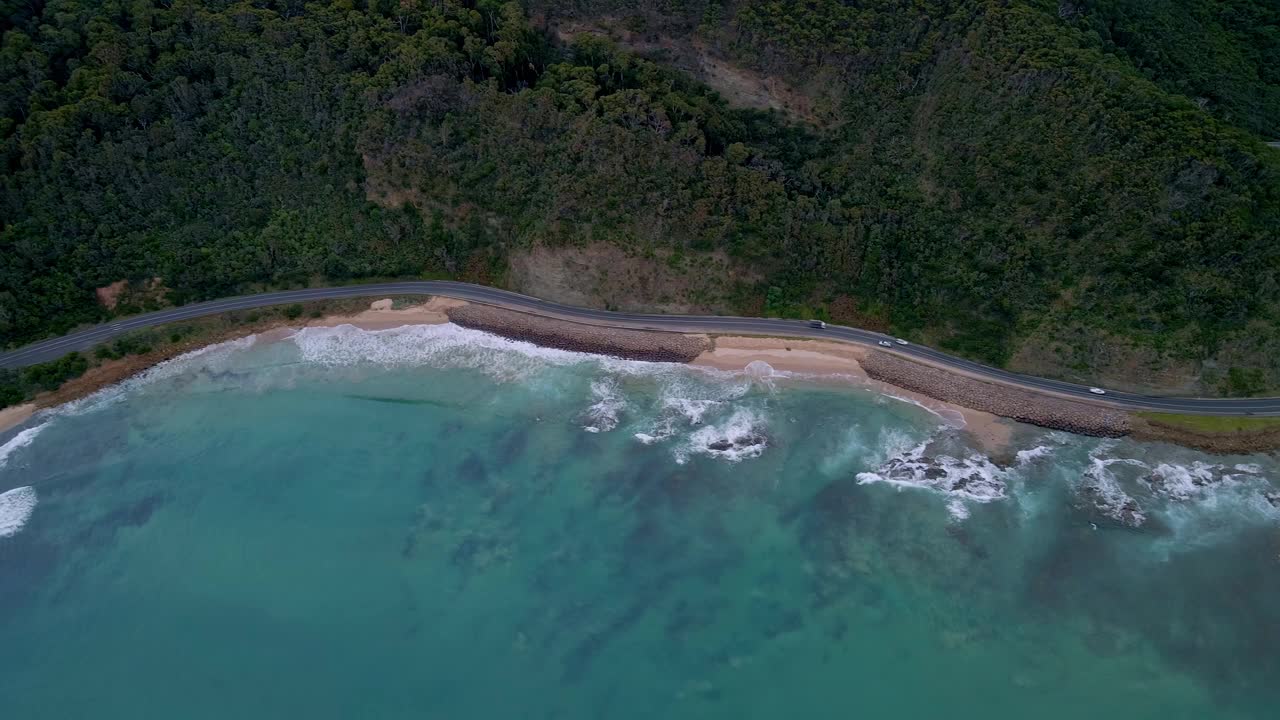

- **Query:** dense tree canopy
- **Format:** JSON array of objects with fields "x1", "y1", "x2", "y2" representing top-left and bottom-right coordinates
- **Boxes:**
[{"x1": 2, "y1": 1, "x2": 1278, "y2": 391}]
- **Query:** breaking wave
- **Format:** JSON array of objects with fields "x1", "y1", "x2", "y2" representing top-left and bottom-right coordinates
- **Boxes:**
[
  {"x1": 49, "y1": 335, "x2": 259, "y2": 419},
  {"x1": 0, "y1": 423, "x2": 48, "y2": 471},
  {"x1": 0, "y1": 486, "x2": 37, "y2": 539},
  {"x1": 290, "y1": 323, "x2": 599, "y2": 381}
]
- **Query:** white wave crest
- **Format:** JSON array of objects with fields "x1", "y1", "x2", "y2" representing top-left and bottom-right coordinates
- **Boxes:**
[
  {"x1": 0, "y1": 423, "x2": 48, "y2": 470},
  {"x1": 0, "y1": 486, "x2": 37, "y2": 539},
  {"x1": 290, "y1": 323, "x2": 594, "y2": 378}
]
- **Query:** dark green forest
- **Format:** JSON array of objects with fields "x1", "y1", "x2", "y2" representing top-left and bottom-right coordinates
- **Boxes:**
[{"x1": 2, "y1": 0, "x2": 1278, "y2": 391}]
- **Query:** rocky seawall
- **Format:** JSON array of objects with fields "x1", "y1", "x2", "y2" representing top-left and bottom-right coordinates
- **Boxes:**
[
  {"x1": 862, "y1": 351, "x2": 1131, "y2": 438},
  {"x1": 446, "y1": 304, "x2": 711, "y2": 363}
]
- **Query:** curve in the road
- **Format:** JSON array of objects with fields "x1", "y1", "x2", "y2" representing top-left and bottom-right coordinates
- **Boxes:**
[{"x1": 2, "y1": 280, "x2": 1277, "y2": 416}]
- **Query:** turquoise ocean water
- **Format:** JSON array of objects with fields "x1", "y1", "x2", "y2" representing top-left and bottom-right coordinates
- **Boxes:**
[{"x1": 1, "y1": 324, "x2": 1278, "y2": 719}]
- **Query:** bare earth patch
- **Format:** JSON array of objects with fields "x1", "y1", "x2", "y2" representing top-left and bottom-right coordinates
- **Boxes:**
[
  {"x1": 551, "y1": 18, "x2": 825, "y2": 125},
  {"x1": 95, "y1": 280, "x2": 128, "y2": 310},
  {"x1": 95, "y1": 277, "x2": 170, "y2": 311}
]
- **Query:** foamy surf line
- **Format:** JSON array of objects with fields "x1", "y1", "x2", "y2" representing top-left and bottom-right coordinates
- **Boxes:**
[
  {"x1": 0, "y1": 486, "x2": 37, "y2": 539},
  {"x1": 45, "y1": 334, "x2": 261, "y2": 421},
  {"x1": 753, "y1": 364, "x2": 970, "y2": 433},
  {"x1": 286, "y1": 323, "x2": 728, "y2": 384},
  {"x1": 0, "y1": 423, "x2": 47, "y2": 470}
]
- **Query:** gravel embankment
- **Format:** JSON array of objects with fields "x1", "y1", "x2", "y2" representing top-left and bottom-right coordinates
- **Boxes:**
[
  {"x1": 862, "y1": 351, "x2": 1130, "y2": 437},
  {"x1": 447, "y1": 304, "x2": 711, "y2": 362}
]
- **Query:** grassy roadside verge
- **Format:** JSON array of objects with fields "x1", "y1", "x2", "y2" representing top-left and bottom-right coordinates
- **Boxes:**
[
  {"x1": 1134, "y1": 412, "x2": 1280, "y2": 434},
  {"x1": 0, "y1": 296, "x2": 427, "y2": 412},
  {"x1": 1131, "y1": 412, "x2": 1280, "y2": 454}
]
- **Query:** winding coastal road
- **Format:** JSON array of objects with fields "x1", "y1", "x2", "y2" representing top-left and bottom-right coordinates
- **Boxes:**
[{"x1": 2, "y1": 281, "x2": 1278, "y2": 416}]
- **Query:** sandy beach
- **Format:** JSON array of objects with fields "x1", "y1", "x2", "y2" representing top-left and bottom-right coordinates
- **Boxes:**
[
  {"x1": 0, "y1": 297, "x2": 465, "y2": 435},
  {"x1": 692, "y1": 336, "x2": 1013, "y2": 453},
  {"x1": 306, "y1": 296, "x2": 465, "y2": 330},
  {"x1": 0, "y1": 300, "x2": 1011, "y2": 451},
  {"x1": 0, "y1": 403, "x2": 36, "y2": 435},
  {"x1": 312, "y1": 302, "x2": 1009, "y2": 451}
]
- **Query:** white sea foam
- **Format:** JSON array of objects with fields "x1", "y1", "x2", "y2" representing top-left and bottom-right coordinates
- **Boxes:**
[
  {"x1": 946, "y1": 499, "x2": 971, "y2": 521},
  {"x1": 856, "y1": 436, "x2": 1008, "y2": 519},
  {"x1": 869, "y1": 427, "x2": 921, "y2": 467},
  {"x1": 818, "y1": 425, "x2": 869, "y2": 477},
  {"x1": 629, "y1": 368, "x2": 755, "y2": 449},
  {"x1": 1015, "y1": 445, "x2": 1055, "y2": 465},
  {"x1": 0, "y1": 423, "x2": 48, "y2": 470},
  {"x1": 875, "y1": 390, "x2": 967, "y2": 430},
  {"x1": 0, "y1": 486, "x2": 37, "y2": 539},
  {"x1": 676, "y1": 408, "x2": 768, "y2": 464},
  {"x1": 1145, "y1": 461, "x2": 1221, "y2": 501},
  {"x1": 743, "y1": 360, "x2": 780, "y2": 379},
  {"x1": 52, "y1": 334, "x2": 259, "y2": 419},
  {"x1": 290, "y1": 323, "x2": 595, "y2": 379},
  {"x1": 582, "y1": 378, "x2": 626, "y2": 433},
  {"x1": 1076, "y1": 455, "x2": 1149, "y2": 527}
]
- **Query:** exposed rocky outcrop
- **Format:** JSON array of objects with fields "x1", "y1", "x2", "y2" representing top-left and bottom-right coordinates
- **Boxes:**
[
  {"x1": 446, "y1": 304, "x2": 710, "y2": 363},
  {"x1": 861, "y1": 351, "x2": 1130, "y2": 438}
]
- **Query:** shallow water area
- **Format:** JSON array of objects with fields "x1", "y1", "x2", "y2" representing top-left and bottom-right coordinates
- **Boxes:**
[{"x1": 1, "y1": 324, "x2": 1278, "y2": 719}]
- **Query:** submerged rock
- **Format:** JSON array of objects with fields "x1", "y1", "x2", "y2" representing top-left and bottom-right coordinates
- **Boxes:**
[{"x1": 1078, "y1": 482, "x2": 1146, "y2": 528}]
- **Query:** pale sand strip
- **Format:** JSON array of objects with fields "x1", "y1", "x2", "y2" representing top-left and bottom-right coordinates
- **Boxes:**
[
  {"x1": 306, "y1": 296, "x2": 465, "y2": 330},
  {"x1": 0, "y1": 403, "x2": 37, "y2": 435},
  {"x1": 1, "y1": 302, "x2": 1013, "y2": 453},
  {"x1": 692, "y1": 337, "x2": 1012, "y2": 453}
]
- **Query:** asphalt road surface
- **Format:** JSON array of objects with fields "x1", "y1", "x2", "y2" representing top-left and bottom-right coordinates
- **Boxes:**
[{"x1": 3, "y1": 281, "x2": 1277, "y2": 415}]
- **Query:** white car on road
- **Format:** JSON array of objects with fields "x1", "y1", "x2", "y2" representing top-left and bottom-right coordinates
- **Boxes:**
[
  {"x1": 1089, "y1": 387, "x2": 1107, "y2": 395},
  {"x1": 878, "y1": 340, "x2": 893, "y2": 348},
  {"x1": 895, "y1": 338, "x2": 908, "y2": 345}
]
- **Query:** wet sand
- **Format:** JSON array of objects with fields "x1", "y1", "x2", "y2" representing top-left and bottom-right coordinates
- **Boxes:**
[
  {"x1": 0, "y1": 403, "x2": 36, "y2": 435},
  {"x1": 693, "y1": 337, "x2": 1013, "y2": 453}
]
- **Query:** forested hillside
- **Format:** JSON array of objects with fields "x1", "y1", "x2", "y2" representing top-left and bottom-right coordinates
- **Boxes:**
[{"x1": 3, "y1": 0, "x2": 1279, "y2": 393}]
